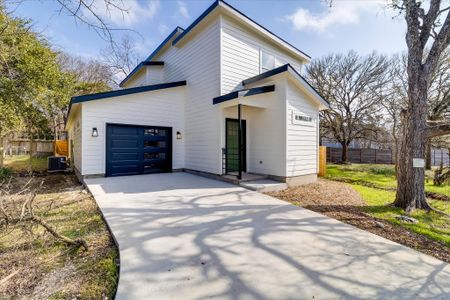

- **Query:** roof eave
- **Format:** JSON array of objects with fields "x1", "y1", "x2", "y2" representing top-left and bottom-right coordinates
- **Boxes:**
[
  {"x1": 172, "y1": 0, "x2": 310, "y2": 62},
  {"x1": 119, "y1": 61, "x2": 165, "y2": 88},
  {"x1": 66, "y1": 81, "x2": 187, "y2": 125},
  {"x1": 242, "y1": 64, "x2": 329, "y2": 109},
  {"x1": 213, "y1": 85, "x2": 275, "y2": 105}
]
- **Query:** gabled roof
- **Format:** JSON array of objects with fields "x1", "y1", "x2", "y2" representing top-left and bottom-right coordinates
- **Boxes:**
[
  {"x1": 119, "y1": 27, "x2": 184, "y2": 87},
  {"x1": 172, "y1": 0, "x2": 310, "y2": 61},
  {"x1": 119, "y1": 61, "x2": 164, "y2": 88},
  {"x1": 242, "y1": 64, "x2": 329, "y2": 109},
  {"x1": 67, "y1": 81, "x2": 187, "y2": 121},
  {"x1": 213, "y1": 85, "x2": 275, "y2": 104},
  {"x1": 120, "y1": 1, "x2": 310, "y2": 88},
  {"x1": 145, "y1": 26, "x2": 184, "y2": 61}
]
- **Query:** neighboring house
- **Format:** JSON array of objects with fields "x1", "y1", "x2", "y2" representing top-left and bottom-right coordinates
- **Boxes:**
[{"x1": 65, "y1": 0, "x2": 329, "y2": 185}]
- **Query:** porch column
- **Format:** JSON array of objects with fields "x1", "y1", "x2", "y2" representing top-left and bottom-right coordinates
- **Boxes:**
[{"x1": 238, "y1": 104, "x2": 242, "y2": 180}]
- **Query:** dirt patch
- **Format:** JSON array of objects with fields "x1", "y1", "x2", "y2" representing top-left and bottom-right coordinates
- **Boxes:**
[
  {"x1": 268, "y1": 178, "x2": 364, "y2": 207},
  {"x1": 267, "y1": 178, "x2": 450, "y2": 264},
  {"x1": 0, "y1": 174, "x2": 118, "y2": 299}
]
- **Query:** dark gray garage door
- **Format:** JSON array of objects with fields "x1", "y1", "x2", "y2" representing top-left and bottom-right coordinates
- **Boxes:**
[{"x1": 106, "y1": 124, "x2": 172, "y2": 177}]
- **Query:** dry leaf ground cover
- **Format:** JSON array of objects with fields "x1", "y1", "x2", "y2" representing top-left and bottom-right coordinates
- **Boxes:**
[
  {"x1": 267, "y1": 178, "x2": 450, "y2": 263},
  {"x1": 0, "y1": 174, "x2": 118, "y2": 299}
]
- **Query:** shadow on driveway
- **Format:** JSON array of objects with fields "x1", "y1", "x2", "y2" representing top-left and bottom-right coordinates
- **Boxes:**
[{"x1": 86, "y1": 173, "x2": 450, "y2": 300}]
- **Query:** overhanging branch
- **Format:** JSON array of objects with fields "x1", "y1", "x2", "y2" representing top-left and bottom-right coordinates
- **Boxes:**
[{"x1": 427, "y1": 120, "x2": 450, "y2": 138}]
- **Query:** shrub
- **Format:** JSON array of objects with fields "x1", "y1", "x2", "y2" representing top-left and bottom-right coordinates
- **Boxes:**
[{"x1": 0, "y1": 167, "x2": 12, "y2": 179}]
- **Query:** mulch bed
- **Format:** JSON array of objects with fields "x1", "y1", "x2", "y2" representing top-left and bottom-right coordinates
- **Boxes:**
[{"x1": 267, "y1": 179, "x2": 450, "y2": 264}]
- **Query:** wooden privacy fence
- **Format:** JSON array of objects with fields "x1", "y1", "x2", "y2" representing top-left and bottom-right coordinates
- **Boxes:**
[
  {"x1": 54, "y1": 140, "x2": 68, "y2": 156},
  {"x1": 326, "y1": 147, "x2": 393, "y2": 164},
  {"x1": 5, "y1": 139, "x2": 54, "y2": 156},
  {"x1": 326, "y1": 147, "x2": 450, "y2": 166},
  {"x1": 431, "y1": 148, "x2": 450, "y2": 166},
  {"x1": 318, "y1": 146, "x2": 327, "y2": 176}
]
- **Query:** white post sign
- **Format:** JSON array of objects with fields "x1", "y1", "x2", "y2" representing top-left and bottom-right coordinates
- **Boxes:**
[{"x1": 413, "y1": 158, "x2": 425, "y2": 168}]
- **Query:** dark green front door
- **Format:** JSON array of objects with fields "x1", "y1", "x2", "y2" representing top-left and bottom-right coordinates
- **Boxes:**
[{"x1": 226, "y1": 118, "x2": 246, "y2": 173}]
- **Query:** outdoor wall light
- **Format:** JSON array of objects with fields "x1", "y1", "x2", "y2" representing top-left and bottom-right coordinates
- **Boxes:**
[
  {"x1": 176, "y1": 131, "x2": 182, "y2": 139},
  {"x1": 92, "y1": 127, "x2": 98, "y2": 137}
]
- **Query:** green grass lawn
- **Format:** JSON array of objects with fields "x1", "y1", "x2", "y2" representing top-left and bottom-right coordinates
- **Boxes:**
[
  {"x1": 326, "y1": 163, "x2": 450, "y2": 197},
  {"x1": 326, "y1": 164, "x2": 450, "y2": 246},
  {"x1": 4, "y1": 155, "x2": 49, "y2": 172},
  {"x1": 0, "y1": 175, "x2": 118, "y2": 299},
  {"x1": 352, "y1": 185, "x2": 449, "y2": 246}
]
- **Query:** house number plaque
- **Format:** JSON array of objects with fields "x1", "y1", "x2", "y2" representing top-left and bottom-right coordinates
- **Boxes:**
[{"x1": 412, "y1": 158, "x2": 425, "y2": 168}]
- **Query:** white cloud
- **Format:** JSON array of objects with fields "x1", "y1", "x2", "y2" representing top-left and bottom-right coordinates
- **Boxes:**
[
  {"x1": 286, "y1": 1, "x2": 386, "y2": 33},
  {"x1": 177, "y1": 1, "x2": 190, "y2": 19},
  {"x1": 93, "y1": 0, "x2": 160, "y2": 26},
  {"x1": 158, "y1": 24, "x2": 170, "y2": 35}
]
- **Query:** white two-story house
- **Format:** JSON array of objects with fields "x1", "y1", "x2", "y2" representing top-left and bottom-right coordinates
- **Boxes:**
[{"x1": 65, "y1": 0, "x2": 329, "y2": 185}]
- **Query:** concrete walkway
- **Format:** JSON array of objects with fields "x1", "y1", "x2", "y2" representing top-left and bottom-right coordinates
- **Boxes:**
[{"x1": 85, "y1": 173, "x2": 450, "y2": 300}]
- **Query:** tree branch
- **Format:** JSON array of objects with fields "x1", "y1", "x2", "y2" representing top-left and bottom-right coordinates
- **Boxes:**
[{"x1": 427, "y1": 120, "x2": 450, "y2": 138}]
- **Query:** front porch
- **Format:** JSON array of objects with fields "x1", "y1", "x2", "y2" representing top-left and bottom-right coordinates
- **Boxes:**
[{"x1": 214, "y1": 84, "x2": 281, "y2": 181}]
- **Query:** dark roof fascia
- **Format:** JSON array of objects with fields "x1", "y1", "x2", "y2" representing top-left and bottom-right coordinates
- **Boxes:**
[
  {"x1": 119, "y1": 26, "x2": 183, "y2": 87},
  {"x1": 72, "y1": 81, "x2": 186, "y2": 104},
  {"x1": 172, "y1": 1, "x2": 219, "y2": 46},
  {"x1": 242, "y1": 64, "x2": 329, "y2": 106},
  {"x1": 119, "y1": 61, "x2": 165, "y2": 87},
  {"x1": 242, "y1": 64, "x2": 289, "y2": 86},
  {"x1": 172, "y1": 0, "x2": 310, "y2": 60},
  {"x1": 67, "y1": 81, "x2": 187, "y2": 120},
  {"x1": 145, "y1": 26, "x2": 184, "y2": 61},
  {"x1": 219, "y1": 0, "x2": 310, "y2": 59},
  {"x1": 212, "y1": 85, "x2": 275, "y2": 105},
  {"x1": 285, "y1": 65, "x2": 330, "y2": 105},
  {"x1": 143, "y1": 61, "x2": 164, "y2": 66}
]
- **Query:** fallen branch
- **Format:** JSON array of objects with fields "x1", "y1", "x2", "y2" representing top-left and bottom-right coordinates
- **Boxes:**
[
  {"x1": 0, "y1": 269, "x2": 20, "y2": 286},
  {"x1": 1, "y1": 180, "x2": 89, "y2": 251},
  {"x1": 30, "y1": 215, "x2": 89, "y2": 251}
]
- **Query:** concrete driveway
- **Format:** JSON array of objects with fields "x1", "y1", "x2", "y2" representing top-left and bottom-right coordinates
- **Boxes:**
[{"x1": 85, "y1": 172, "x2": 450, "y2": 300}]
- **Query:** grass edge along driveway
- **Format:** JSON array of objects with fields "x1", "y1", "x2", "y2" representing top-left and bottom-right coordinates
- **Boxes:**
[{"x1": 326, "y1": 164, "x2": 449, "y2": 247}]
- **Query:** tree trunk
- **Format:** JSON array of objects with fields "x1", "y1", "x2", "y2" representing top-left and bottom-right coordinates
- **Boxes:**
[
  {"x1": 425, "y1": 141, "x2": 432, "y2": 170},
  {"x1": 54, "y1": 118, "x2": 58, "y2": 143},
  {"x1": 28, "y1": 126, "x2": 34, "y2": 174},
  {"x1": 391, "y1": 118, "x2": 400, "y2": 177},
  {"x1": 341, "y1": 142, "x2": 349, "y2": 163},
  {"x1": 394, "y1": 80, "x2": 430, "y2": 211},
  {"x1": 0, "y1": 136, "x2": 4, "y2": 168}
]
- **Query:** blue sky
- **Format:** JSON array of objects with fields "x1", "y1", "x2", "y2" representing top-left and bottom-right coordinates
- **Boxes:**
[{"x1": 9, "y1": 0, "x2": 407, "y2": 61}]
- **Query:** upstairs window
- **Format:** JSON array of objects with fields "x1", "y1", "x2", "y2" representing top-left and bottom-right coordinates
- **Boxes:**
[
  {"x1": 261, "y1": 51, "x2": 275, "y2": 72},
  {"x1": 261, "y1": 51, "x2": 288, "y2": 73}
]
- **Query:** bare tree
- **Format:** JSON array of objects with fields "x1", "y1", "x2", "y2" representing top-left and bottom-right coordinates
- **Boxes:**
[
  {"x1": 58, "y1": 52, "x2": 114, "y2": 87},
  {"x1": 4, "y1": 0, "x2": 141, "y2": 56},
  {"x1": 392, "y1": 0, "x2": 450, "y2": 211},
  {"x1": 306, "y1": 51, "x2": 390, "y2": 163},
  {"x1": 382, "y1": 55, "x2": 409, "y2": 173},
  {"x1": 426, "y1": 49, "x2": 450, "y2": 168},
  {"x1": 101, "y1": 35, "x2": 140, "y2": 86}
]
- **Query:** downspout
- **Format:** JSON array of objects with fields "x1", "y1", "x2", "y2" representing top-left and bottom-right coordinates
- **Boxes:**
[{"x1": 238, "y1": 103, "x2": 242, "y2": 180}]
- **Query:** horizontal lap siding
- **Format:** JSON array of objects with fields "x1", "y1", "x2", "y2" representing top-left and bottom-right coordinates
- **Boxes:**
[
  {"x1": 68, "y1": 107, "x2": 82, "y2": 173},
  {"x1": 123, "y1": 70, "x2": 147, "y2": 88},
  {"x1": 146, "y1": 66, "x2": 164, "y2": 85},
  {"x1": 158, "y1": 21, "x2": 221, "y2": 174},
  {"x1": 81, "y1": 88, "x2": 185, "y2": 175},
  {"x1": 221, "y1": 17, "x2": 303, "y2": 94},
  {"x1": 286, "y1": 83, "x2": 319, "y2": 176}
]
